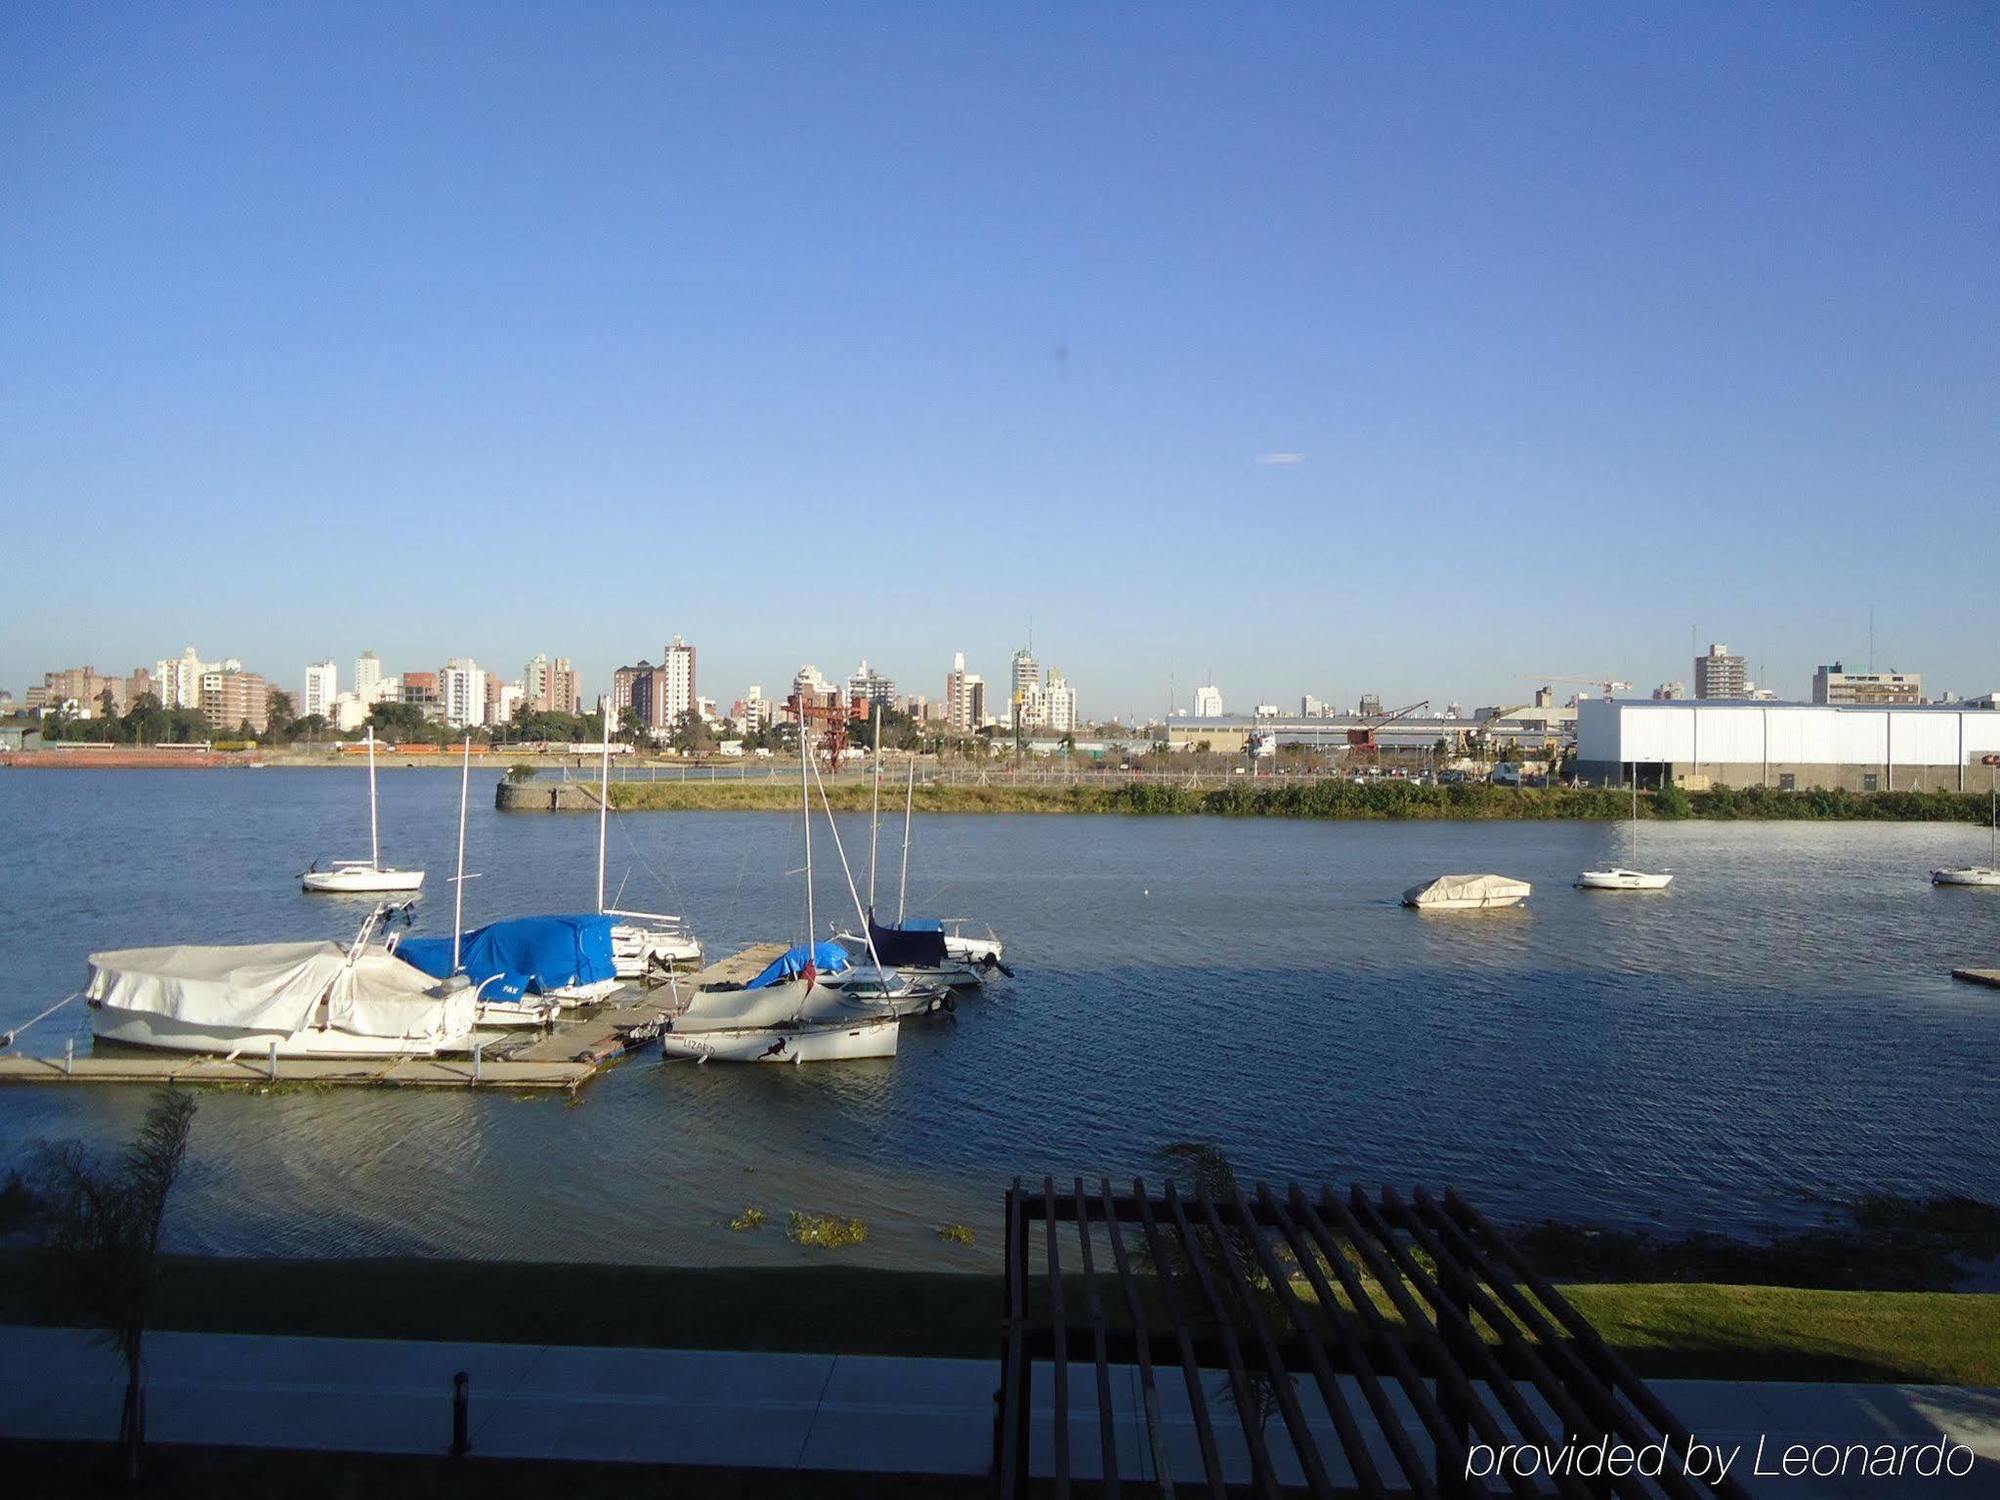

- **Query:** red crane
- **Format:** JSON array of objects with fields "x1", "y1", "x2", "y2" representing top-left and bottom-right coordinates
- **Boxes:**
[{"x1": 1346, "y1": 699, "x2": 1430, "y2": 763}]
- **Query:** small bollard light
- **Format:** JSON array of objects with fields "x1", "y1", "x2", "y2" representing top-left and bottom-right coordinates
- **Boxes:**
[
  {"x1": 268, "y1": 1040, "x2": 279, "y2": 1081},
  {"x1": 451, "y1": 1370, "x2": 470, "y2": 1457},
  {"x1": 64, "y1": 1038, "x2": 74, "y2": 1076}
]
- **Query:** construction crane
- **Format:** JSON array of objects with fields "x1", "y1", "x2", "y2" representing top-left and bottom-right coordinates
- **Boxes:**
[
  {"x1": 1346, "y1": 699, "x2": 1429, "y2": 763},
  {"x1": 786, "y1": 691, "x2": 850, "y2": 768},
  {"x1": 1516, "y1": 673, "x2": 1631, "y2": 702}
]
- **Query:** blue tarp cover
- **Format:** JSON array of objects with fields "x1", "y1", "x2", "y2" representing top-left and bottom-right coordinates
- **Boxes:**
[
  {"x1": 746, "y1": 941, "x2": 851, "y2": 989},
  {"x1": 395, "y1": 914, "x2": 618, "y2": 1001}
]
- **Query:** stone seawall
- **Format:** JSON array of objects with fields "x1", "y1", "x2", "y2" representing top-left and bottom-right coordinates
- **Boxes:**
[{"x1": 495, "y1": 780, "x2": 604, "y2": 812}]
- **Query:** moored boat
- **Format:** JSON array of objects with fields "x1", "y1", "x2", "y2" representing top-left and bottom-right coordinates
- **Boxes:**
[
  {"x1": 1576, "y1": 867, "x2": 1673, "y2": 891},
  {"x1": 88, "y1": 903, "x2": 475, "y2": 1058},
  {"x1": 302, "y1": 728, "x2": 424, "y2": 894},
  {"x1": 1402, "y1": 874, "x2": 1532, "y2": 910}
]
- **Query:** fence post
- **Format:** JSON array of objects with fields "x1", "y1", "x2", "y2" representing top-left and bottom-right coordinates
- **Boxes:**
[
  {"x1": 64, "y1": 1037, "x2": 74, "y2": 1076},
  {"x1": 451, "y1": 1370, "x2": 470, "y2": 1456},
  {"x1": 268, "y1": 1040, "x2": 279, "y2": 1081}
]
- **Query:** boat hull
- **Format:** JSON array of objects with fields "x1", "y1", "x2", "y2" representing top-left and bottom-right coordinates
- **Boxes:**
[
  {"x1": 658, "y1": 1016, "x2": 899, "y2": 1063},
  {"x1": 1576, "y1": 870, "x2": 1673, "y2": 891},
  {"x1": 90, "y1": 1004, "x2": 459, "y2": 1058},
  {"x1": 610, "y1": 924, "x2": 702, "y2": 978},
  {"x1": 1932, "y1": 867, "x2": 2000, "y2": 887},
  {"x1": 302, "y1": 867, "x2": 426, "y2": 895}
]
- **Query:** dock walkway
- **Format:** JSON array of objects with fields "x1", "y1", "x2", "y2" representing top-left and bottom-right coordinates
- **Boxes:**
[{"x1": 0, "y1": 942, "x2": 790, "y2": 1093}]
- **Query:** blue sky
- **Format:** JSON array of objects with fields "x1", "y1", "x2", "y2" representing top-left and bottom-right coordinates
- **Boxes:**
[{"x1": 3, "y1": 3, "x2": 1995, "y2": 719}]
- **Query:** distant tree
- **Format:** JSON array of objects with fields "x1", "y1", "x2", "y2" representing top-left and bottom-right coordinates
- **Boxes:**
[
  {"x1": 669, "y1": 710, "x2": 717, "y2": 756},
  {"x1": 123, "y1": 694, "x2": 167, "y2": 746},
  {"x1": 617, "y1": 705, "x2": 648, "y2": 746},
  {"x1": 265, "y1": 689, "x2": 296, "y2": 742},
  {"x1": 37, "y1": 1089, "x2": 198, "y2": 1485}
]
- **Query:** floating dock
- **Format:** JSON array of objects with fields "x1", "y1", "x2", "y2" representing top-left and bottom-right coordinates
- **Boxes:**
[
  {"x1": 0, "y1": 943, "x2": 790, "y2": 1093},
  {"x1": 1950, "y1": 968, "x2": 2000, "y2": 989}
]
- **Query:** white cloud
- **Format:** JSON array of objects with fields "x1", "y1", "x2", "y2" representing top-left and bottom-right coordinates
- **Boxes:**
[{"x1": 1253, "y1": 452, "x2": 1305, "y2": 466}]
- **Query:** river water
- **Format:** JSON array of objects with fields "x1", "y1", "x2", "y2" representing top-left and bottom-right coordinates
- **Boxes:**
[{"x1": 2, "y1": 769, "x2": 1996, "y2": 1268}]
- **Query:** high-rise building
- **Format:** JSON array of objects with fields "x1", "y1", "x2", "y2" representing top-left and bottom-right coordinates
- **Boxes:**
[
  {"x1": 660, "y1": 636, "x2": 696, "y2": 724},
  {"x1": 304, "y1": 660, "x2": 338, "y2": 721},
  {"x1": 1652, "y1": 682, "x2": 1687, "y2": 701},
  {"x1": 1357, "y1": 693, "x2": 1382, "y2": 718},
  {"x1": 612, "y1": 661, "x2": 657, "y2": 727},
  {"x1": 1043, "y1": 669, "x2": 1077, "y2": 733},
  {"x1": 155, "y1": 646, "x2": 213, "y2": 710},
  {"x1": 489, "y1": 679, "x2": 523, "y2": 725},
  {"x1": 946, "y1": 653, "x2": 986, "y2": 731},
  {"x1": 524, "y1": 654, "x2": 552, "y2": 711},
  {"x1": 847, "y1": 658, "x2": 896, "y2": 713},
  {"x1": 125, "y1": 666, "x2": 154, "y2": 706},
  {"x1": 1812, "y1": 662, "x2": 1923, "y2": 706},
  {"x1": 440, "y1": 659, "x2": 488, "y2": 728},
  {"x1": 1301, "y1": 695, "x2": 1324, "y2": 717},
  {"x1": 1009, "y1": 648, "x2": 1041, "y2": 730},
  {"x1": 1694, "y1": 643, "x2": 1747, "y2": 701},
  {"x1": 39, "y1": 666, "x2": 128, "y2": 718},
  {"x1": 354, "y1": 651, "x2": 383, "y2": 705},
  {"x1": 199, "y1": 669, "x2": 270, "y2": 734},
  {"x1": 399, "y1": 671, "x2": 441, "y2": 719},
  {"x1": 1192, "y1": 683, "x2": 1224, "y2": 717}
]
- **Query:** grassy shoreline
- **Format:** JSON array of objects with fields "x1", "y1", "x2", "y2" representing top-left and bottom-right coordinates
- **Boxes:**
[
  {"x1": 598, "y1": 777, "x2": 2000, "y2": 822},
  {"x1": 0, "y1": 1251, "x2": 1992, "y2": 1384}
]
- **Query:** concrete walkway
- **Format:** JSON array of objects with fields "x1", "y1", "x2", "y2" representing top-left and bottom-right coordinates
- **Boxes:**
[{"x1": 1, "y1": 1325, "x2": 1994, "y2": 1495}]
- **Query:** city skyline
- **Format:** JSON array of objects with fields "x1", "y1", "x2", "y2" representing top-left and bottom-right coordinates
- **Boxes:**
[{"x1": 4, "y1": 6, "x2": 1996, "y2": 711}]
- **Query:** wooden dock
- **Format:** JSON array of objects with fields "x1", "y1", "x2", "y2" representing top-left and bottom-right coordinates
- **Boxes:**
[
  {"x1": 0, "y1": 943, "x2": 792, "y2": 1092},
  {"x1": 1950, "y1": 968, "x2": 2000, "y2": 989}
]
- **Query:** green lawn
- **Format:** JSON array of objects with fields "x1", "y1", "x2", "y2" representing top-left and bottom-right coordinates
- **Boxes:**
[{"x1": 1, "y1": 1251, "x2": 1992, "y2": 1385}]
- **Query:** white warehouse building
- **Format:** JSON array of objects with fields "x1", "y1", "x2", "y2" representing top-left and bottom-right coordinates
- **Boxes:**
[{"x1": 1577, "y1": 699, "x2": 2000, "y2": 793}]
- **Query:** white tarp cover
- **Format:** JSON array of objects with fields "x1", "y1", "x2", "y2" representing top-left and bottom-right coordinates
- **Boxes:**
[
  {"x1": 87, "y1": 941, "x2": 469, "y2": 1040},
  {"x1": 1401, "y1": 873, "x2": 1533, "y2": 908},
  {"x1": 673, "y1": 977, "x2": 863, "y2": 1032}
]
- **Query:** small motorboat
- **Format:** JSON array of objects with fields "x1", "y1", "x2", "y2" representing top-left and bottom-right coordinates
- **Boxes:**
[
  {"x1": 1577, "y1": 867, "x2": 1674, "y2": 891},
  {"x1": 302, "y1": 727, "x2": 425, "y2": 894},
  {"x1": 1402, "y1": 874, "x2": 1532, "y2": 910},
  {"x1": 88, "y1": 901, "x2": 476, "y2": 1058}
]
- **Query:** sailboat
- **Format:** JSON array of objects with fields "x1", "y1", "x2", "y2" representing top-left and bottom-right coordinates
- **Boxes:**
[
  {"x1": 1577, "y1": 765, "x2": 1674, "y2": 891},
  {"x1": 1932, "y1": 757, "x2": 2000, "y2": 887},
  {"x1": 387, "y1": 739, "x2": 566, "y2": 1028},
  {"x1": 832, "y1": 710, "x2": 1008, "y2": 985},
  {"x1": 590, "y1": 707, "x2": 702, "y2": 975},
  {"x1": 302, "y1": 726, "x2": 425, "y2": 893},
  {"x1": 656, "y1": 725, "x2": 899, "y2": 1063}
]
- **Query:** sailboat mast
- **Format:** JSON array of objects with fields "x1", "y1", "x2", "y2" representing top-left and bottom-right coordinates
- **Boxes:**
[
  {"x1": 366, "y1": 726, "x2": 381, "y2": 870},
  {"x1": 898, "y1": 751, "x2": 915, "y2": 925},
  {"x1": 868, "y1": 701, "x2": 882, "y2": 915},
  {"x1": 596, "y1": 696, "x2": 611, "y2": 914},
  {"x1": 801, "y1": 711, "x2": 815, "y2": 946},
  {"x1": 452, "y1": 736, "x2": 470, "y2": 975}
]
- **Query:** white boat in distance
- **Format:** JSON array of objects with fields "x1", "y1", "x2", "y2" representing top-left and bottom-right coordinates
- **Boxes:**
[
  {"x1": 89, "y1": 902, "x2": 475, "y2": 1058},
  {"x1": 1575, "y1": 867, "x2": 1674, "y2": 891},
  {"x1": 1578, "y1": 765, "x2": 1672, "y2": 892},
  {"x1": 1932, "y1": 757, "x2": 2000, "y2": 888},
  {"x1": 1402, "y1": 873, "x2": 1533, "y2": 911},
  {"x1": 303, "y1": 727, "x2": 424, "y2": 894}
]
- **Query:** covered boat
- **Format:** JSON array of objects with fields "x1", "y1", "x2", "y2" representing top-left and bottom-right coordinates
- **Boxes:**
[
  {"x1": 1400, "y1": 874, "x2": 1533, "y2": 911},
  {"x1": 89, "y1": 939, "x2": 476, "y2": 1057},
  {"x1": 745, "y1": 941, "x2": 851, "y2": 990},
  {"x1": 394, "y1": 914, "x2": 621, "y2": 1003}
]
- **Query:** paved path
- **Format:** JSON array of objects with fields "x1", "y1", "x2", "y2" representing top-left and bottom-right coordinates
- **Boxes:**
[{"x1": 1, "y1": 1325, "x2": 1994, "y2": 1495}]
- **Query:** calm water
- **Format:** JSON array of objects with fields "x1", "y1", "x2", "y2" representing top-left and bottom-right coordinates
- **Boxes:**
[{"x1": 3, "y1": 769, "x2": 1997, "y2": 1269}]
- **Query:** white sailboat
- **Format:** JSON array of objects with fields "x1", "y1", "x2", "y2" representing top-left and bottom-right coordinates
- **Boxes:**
[
  {"x1": 1578, "y1": 765, "x2": 1674, "y2": 892},
  {"x1": 302, "y1": 726, "x2": 425, "y2": 894},
  {"x1": 88, "y1": 900, "x2": 477, "y2": 1058},
  {"x1": 656, "y1": 727, "x2": 899, "y2": 1063},
  {"x1": 591, "y1": 707, "x2": 703, "y2": 975},
  {"x1": 1932, "y1": 757, "x2": 2000, "y2": 887}
]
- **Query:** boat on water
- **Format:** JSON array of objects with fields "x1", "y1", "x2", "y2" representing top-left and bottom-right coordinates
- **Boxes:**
[
  {"x1": 1575, "y1": 867, "x2": 1674, "y2": 891},
  {"x1": 1578, "y1": 765, "x2": 1672, "y2": 892},
  {"x1": 658, "y1": 733, "x2": 902, "y2": 1063},
  {"x1": 1932, "y1": 757, "x2": 2000, "y2": 888},
  {"x1": 1402, "y1": 873, "x2": 1533, "y2": 911},
  {"x1": 587, "y1": 708, "x2": 702, "y2": 974},
  {"x1": 302, "y1": 727, "x2": 425, "y2": 894},
  {"x1": 88, "y1": 901, "x2": 477, "y2": 1057},
  {"x1": 395, "y1": 914, "x2": 621, "y2": 1013},
  {"x1": 831, "y1": 716, "x2": 1010, "y2": 986}
]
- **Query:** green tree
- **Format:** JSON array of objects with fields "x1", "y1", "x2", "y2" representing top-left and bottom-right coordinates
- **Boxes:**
[
  {"x1": 617, "y1": 705, "x2": 648, "y2": 746},
  {"x1": 37, "y1": 1090, "x2": 198, "y2": 1485},
  {"x1": 669, "y1": 710, "x2": 717, "y2": 756}
]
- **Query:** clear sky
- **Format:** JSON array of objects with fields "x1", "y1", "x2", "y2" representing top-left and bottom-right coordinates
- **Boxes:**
[{"x1": 4, "y1": 2, "x2": 1996, "y2": 718}]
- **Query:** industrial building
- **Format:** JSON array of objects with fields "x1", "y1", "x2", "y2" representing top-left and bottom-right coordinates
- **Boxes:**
[{"x1": 1576, "y1": 699, "x2": 2000, "y2": 792}]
